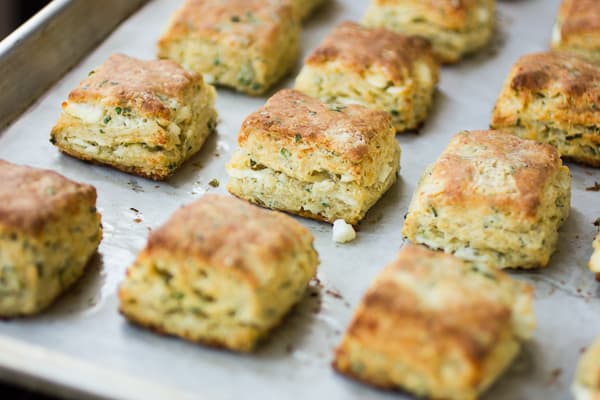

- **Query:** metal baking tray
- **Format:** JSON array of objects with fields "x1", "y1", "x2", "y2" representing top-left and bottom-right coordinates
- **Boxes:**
[{"x1": 0, "y1": 0, "x2": 599, "y2": 399}]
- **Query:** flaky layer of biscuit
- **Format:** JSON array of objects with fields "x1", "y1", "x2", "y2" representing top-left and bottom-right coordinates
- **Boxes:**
[
  {"x1": 552, "y1": 0, "x2": 600, "y2": 62},
  {"x1": 334, "y1": 244, "x2": 534, "y2": 400},
  {"x1": 294, "y1": 22, "x2": 438, "y2": 132},
  {"x1": 491, "y1": 52, "x2": 600, "y2": 167},
  {"x1": 226, "y1": 151, "x2": 399, "y2": 224},
  {"x1": 51, "y1": 56, "x2": 218, "y2": 180},
  {"x1": 403, "y1": 130, "x2": 571, "y2": 269},
  {"x1": 573, "y1": 335, "x2": 600, "y2": 400},
  {"x1": 363, "y1": 0, "x2": 495, "y2": 63},
  {"x1": 0, "y1": 162, "x2": 102, "y2": 316},
  {"x1": 157, "y1": 0, "x2": 299, "y2": 95},
  {"x1": 119, "y1": 195, "x2": 318, "y2": 351}
]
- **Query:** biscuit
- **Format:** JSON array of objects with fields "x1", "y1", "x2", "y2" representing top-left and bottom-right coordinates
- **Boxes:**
[
  {"x1": 363, "y1": 0, "x2": 496, "y2": 63},
  {"x1": 0, "y1": 160, "x2": 102, "y2": 317},
  {"x1": 157, "y1": 0, "x2": 299, "y2": 95},
  {"x1": 552, "y1": 0, "x2": 600, "y2": 63},
  {"x1": 51, "y1": 54, "x2": 217, "y2": 181},
  {"x1": 333, "y1": 244, "x2": 535, "y2": 400},
  {"x1": 287, "y1": 0, "x2": 327, "y2": 21},
  {"x1": 294, "y1": 21, "x2": 439, "y2": 133},
  {"x1": 402, "y1": 130, "x2": 571, "y2": 269},
  {"x1": 118, "y1": 194, "x2": 319, "y2": 352},
  {"x1": 573, "y1": 335, "x2": 600, "y2": 400},
  {"x1": 590, "y1": 228, "x2": 600, "y2": 279},
  {"x1": 226, "y1": 89, "x2": 401, "y2": 225},
  {"x1": 491, "y1": 52, "x2": 600, "y2": 167}
]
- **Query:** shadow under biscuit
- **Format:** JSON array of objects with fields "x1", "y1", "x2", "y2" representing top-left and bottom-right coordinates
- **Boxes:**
[
  {"x1": 254, "y1": 280, "x2": 326, "y2": 360},
  {"x1": 448, "y1": 10, "x2": 510, "y2": 67},
  {"x1": 515, "y1": 207, "x2": 598, "y2": 300},
  {"x1": 165, "y1": 130, "x2": 220, "y2": 190},
  {"x1": 359, "y1": 174, "x2": 407, "y2": 233}
]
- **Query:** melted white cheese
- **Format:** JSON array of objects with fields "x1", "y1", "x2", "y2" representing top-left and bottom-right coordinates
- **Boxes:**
[{"x1": 332, "y1": 219, "x2": 357, "y2": 243}]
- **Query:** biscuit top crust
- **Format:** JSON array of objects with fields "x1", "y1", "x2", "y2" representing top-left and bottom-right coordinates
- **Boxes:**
[
  {"x1": 67, "y1": 54, "x2": 200, "y2": 120},
  {"x1": 557, "y1": 0, "x2": 600, "y2": 39},
  {"x1": 498, "y1": 52, "x2": 600, "y2": 126},
  {"x1": 0, "y1": 160, "x2": 97, "y2": 234},
  {"x1": 422, "y1": 130, "x2": 562, "y2": 218},
  {"x1": 158, "y1": 0, "x2": 294, "y2": 51},
  {"x1": 146, "y1": 194, "x2": 315, "y2": 283},
  {"x1": 576, "y1": 335, "x2": 600, "y2": 391},
  {"x1": 306, "y1": 21, "x2": 434, "y2": 85},
  {"x1": 371, "y1": 0, "x2": 482, "y2": 29},
  {"x1": 238, "y1": 89, "x2": 393, "y2": 164},
  {"x1": 509, "y1": 52, "x2": 600, "y2": 98},
  {"x1": 350, "y1": 244, "x2": 534, "y2": 361}
]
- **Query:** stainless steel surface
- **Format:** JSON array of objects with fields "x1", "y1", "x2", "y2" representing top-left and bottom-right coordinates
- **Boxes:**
[
  {"x1": 0, "y1": 0, "x2": 599, "y2": 399},
  {"x1": 0, "y1": 0, "x2": 147, "y2": 129}
]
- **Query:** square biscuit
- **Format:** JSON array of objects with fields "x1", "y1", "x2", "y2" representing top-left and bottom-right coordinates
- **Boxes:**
[
  {"x1": 226, "y1": 89, "x2": 401, "y2": 225},
  {"x1": 402, "y1": 130, "x2": 571, "y2": 269},
  {"x1": 363, "y1": 0, "x2": 495, "y2": 63},
  {"x1": 573, "y1": 335, "x2": 600, "y2": 400},
  {"x1": 157, "y1": 0, "x2": 300, "y2": 95},
  {"x1": 590, "y1": 229, "x2": 600, "y2": 279},
  {"x1": 333, "y1": 244, "x2": 535, "y2": 400},
  {"x1": 51, "y1": 54, "x2": 217, "y2": 181},
  {"x1": 0, "y1": 160, "x2": 102, "y2": 317},
  {"x1": 491, "y1": 52, "x2": 600, "y2": 167},
  {"x1": 552, "y1": 0, "x2": 600, "y2": 63},
  {"x1": 294, "y1": 21, "x2": 439, "y2": 133},
  {"x1": 118, "y1": 194, "x2": 319, "y2": 352}
]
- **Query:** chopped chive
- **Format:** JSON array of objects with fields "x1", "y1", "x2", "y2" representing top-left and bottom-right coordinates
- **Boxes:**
[
  {"x1": 280, "y1": 148, "x2": 291, "y2": 158},
  {"x1": 329, "y1": 104, "x2": 346, "y2": 112}
]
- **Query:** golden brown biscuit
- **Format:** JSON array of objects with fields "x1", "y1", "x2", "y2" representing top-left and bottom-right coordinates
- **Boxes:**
[
  {"x1": 0, "y1": 160, "x2": 102, "y2": 317},
  {"x1": 51, "y1": 54, "x2": 217, "y2": 180},
  {"x1": 491, "y1": 52, "x2": 600, "y2": 167},
  {"x1": 294, "y1": 21, "x2": 439, "y2": 132},
  {"x1": 119, "y1": 194, "x2": 319, "y2": 352},
  {"x1": 334, "y1": 244, "x2": 535, "y2": 400},
  {"x1": 403, "y1": 130, "x2": 571, "y2": 269},
  {"x1": 363, "y1": 0, "x2": 496, "y2": 63},
  {"x1": 552, "y1": 0, "x2": 600, "y2": 63},
  {"x1": 573, "y1": 335, "x2": 600, "y2": 400},
  {"x1": 157, "y1": 0, "x2": 299, "y2": 95},
  {"x1": 226, "y1": 89, "x2": 400, "y2": 224}
]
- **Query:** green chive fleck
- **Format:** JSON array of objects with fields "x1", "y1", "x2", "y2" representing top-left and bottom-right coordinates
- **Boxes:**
[
  {"x1": 280, "y1": 148, "x2": 291, "y2": 158},
  {"x1": 329, "y1": 105, "x2": 346, "y2": 112}
]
